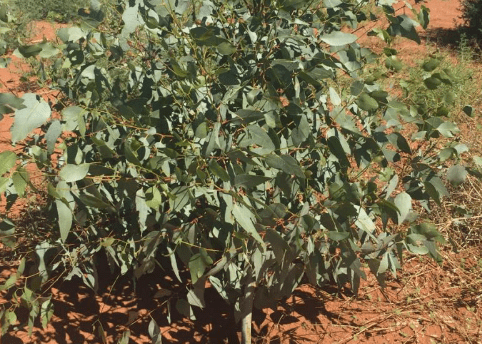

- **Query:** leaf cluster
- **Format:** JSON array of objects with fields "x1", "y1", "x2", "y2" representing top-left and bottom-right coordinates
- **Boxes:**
[{"x1": 460, "y1": 0, "x2": 482, "y2": 40}]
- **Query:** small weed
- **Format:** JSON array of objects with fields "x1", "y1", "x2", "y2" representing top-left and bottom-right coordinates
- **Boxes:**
[{"x1": 397, "y1": 49, "x2": 476, "y2": 121}]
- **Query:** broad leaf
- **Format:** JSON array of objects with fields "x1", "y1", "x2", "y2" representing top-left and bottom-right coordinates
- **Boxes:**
[
  {"x1": 59, "y1": 164, "x2": 90, "y2": 183},
  {"x1": 446, "y1": 165, "x2": 467, "y2": 186},
  {"x1": 233, "y1": 203, "x2": 265, "y2": 246},
  {"x1": 0, "y1": 151, "x2": 16, "y2": 176},
  {"x1": 357, "y1": 92, "x2": 378, "y2": 111},
  {"x1": 56, "y1": 200, "x2": 72, "y2": 242},
  {"x1": 394, "y1": 192, "x2": 412, "y2": 224},
  {"x1": 11, "y1": 94, "x2": 51, "y2": 143},
  {"x1": 321, "y1": 31, "x2": 358, "y2": 46}
]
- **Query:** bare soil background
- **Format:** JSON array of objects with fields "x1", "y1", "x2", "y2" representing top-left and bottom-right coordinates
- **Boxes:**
[{"x1": 1, "y1": 1, "x2": 481, "y2": 343}]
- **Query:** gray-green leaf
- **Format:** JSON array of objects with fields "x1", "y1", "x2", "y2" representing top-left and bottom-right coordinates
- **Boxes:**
[
  {"x1": 321, "y1": 31, "x2": 357, "y2": 46},
  {"x1": 56, "y1": 199, "x2": 72, "y2": 242},
  {"x1": 232, "y1": 203, "x2": 265, "y2": 246},
  {"x1": 11, "y1": 94, "x2": 51, "y2": 143},
  {"x1": 446, "y1": 165, "x2": 467, "y2": 186},
  {"x1": 394, "y1": 192, "x2": 412, "y2": 224},
  {"x1": 59, "y1": 164, "x2": 90, "y2": 183},
  {"x1": 0, "y1": 151, "x2": 16, "y2": 176}
]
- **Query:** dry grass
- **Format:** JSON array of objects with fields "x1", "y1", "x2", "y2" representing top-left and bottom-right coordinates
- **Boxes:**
[{"x1": 433, "y1": 175, "x2": 482, "y2": 249}]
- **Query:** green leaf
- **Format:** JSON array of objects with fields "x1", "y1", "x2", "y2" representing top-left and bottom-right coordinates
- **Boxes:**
[
  {"x1": 0, "y1": 274, "x2": 17, "y2": 291},
  {"x1": 394, "y1": 192, "x2": 412, "y2": 224},
  {"x1": 354, "y1": 206, "x2": 376, "y2": 234},
  {"x1": 14, "y1": 44, "x2": 43, "y2": 58},
  {"x1": 417, "y1": 5, "x2": 430, "y2": 29},
  {"x1": 462, "y1": 105, "x2": 473, "y2": 117},
  {"x1": 11, "y1": 94, "x2": 51, "y2": 143},
  {"x1": 12, "y1": 168, "x2": 28, "y2": 196},
  {"x1": 40, "y1": 297, "x2": 54, "y2": 329},
  {"x1": 280, "y1": 0, "x2": 310, "y2": 10},
  {"x1": 0, "y1": 151, "x2": 16, "y2": 175},
  {"x1": 45, "y1": 120, "x2": 62, "y2": 154},
  {"x1": 327, "y1": 136, "x2": 350, "y2": 167},
  {"x1": 265, "y1": 228, "x2": 294, "y2": 265},
  {"x1": 59, "y1": 164, "x2": 90, "y2": 183},
  {"x1": 433, "y1": 71, "x2": 452, "y2": 85},
  {"x1": 118, "y1": 331, "x2": 131, "y2": 344},
  {"x1": 0, "y1": 5, "x2": 8, "y2": 22},
  {"x1": 388, "y1": 132, "x2": 411, "y2": 154},
  {"x1": 79, "y1": 194, "x2": 114, "y2": 211},
  {"x1": 234, "y1": 174, "x2": 270, "y2": 188},
  {"x1": 424, "y1": 181, "x2": 441, "y2": 205},
  {"x1": 4, "y1": 310, "x2": 17, "y2": 328},
  {"x1": 279, "y1": 155, "x2": 305, "y2": 178},
  {"x1": 422, "y1": 58, "x2": 440, "y2": 72},
  {"x1": 383, "y1": 48, "x2": 397, "y2": 57},
  {"x1": 189, "y1": 253, "x2": 207, "y2": 285},
  {"x1": 235, "y1": 109, "x2": 264, "y2": 123},
  {"x1": 377, "y1": 199, "x2": 399, "y2": 225},
  {"x1": 446, "y1": 165, "x2": 467, "y2": 186},
  {"x1": 0, "y1": 217, "x2": 15, "y2": 248},
  {"x1": 145, "y1": 186, "x2": 163, "y2": 209},
  {"x1": 385, "y1": 56, "x2": 403, "y2": 71},
  {"x1": 217, "y1": 42, "x2": 236, "y2": 55},
  {"x1": 388, "y1": 15, "x2": 421, "y2": 44},
  {"x1": 357, "y1": 92, "x2": 378, "y2": 111},
  {"x1": 326, "y1": 231, "x2": 349, "y2": 241},
  {"x1": 473, "y1": 156, "x2": 482, "y2": 167},
  {"x1": 148, "y1": 318, "x2": 162, "y2": 344},
  {"x1": 56, "y1": 199, "x2": 72, "y2": 242},
  {"x1": 38, "y1": 42, "x2": 60, "y2": 59},
  {"x1": 57, "y1": 27, "x2": 87, "y2": 42},
  {"x1": 209, "y1": 160, "x2": 230, "y2": 182},
  {"x1": 320, "y1": 31, "x2": 358, "y2": 46},
  {"x1": 124, "y1": 142, "x2": 141, "y2": 166},
  {"x1": 167, "y1": 246, "x2": 182, "y2": 283},
  {"x1": 324, "y1": 0, "x2": 343, "y2": 8},
  {"x1": 411, "y1": 222, "x2": 445, "y2": 243},
  {"x1": 194, "y1": 121, "x2": 208, "y2": 139},
  {"x1": 176, "y1": 299, "x2": 196, "y2": 320},
  {"x1": 170, "y1": 186, "x2": 191, "y2": 212},
  {"x1": 424, "y1": 76, "x2": 441, "y2": 90},
  {"x1": 368, "y1": 28, "x2": 391, "y2": 42},
  {"x1": 0, "y1": 93, "x2": 25, "y2": 114},
  {"x1": 232, "y1": 203, "x2": 265, "y2": 246},
  {"x1": 62, "y1": 106, "x2": 85, "y2": 132},
  {"x1": 243, "y1": 124, "x2": 276, "y2": 153},
  {"x1": 436, "y1": 122, "x2": 459, "y2": 137},
  {"x1": 100, "y1": 237, "x2": 115, "y2": 247},
  {"x1": 384, "y1": 174, "x2": 398, "y2": 199},
  {"x1": 329, "y1": 87, "x2": 341, "y2": 106}
]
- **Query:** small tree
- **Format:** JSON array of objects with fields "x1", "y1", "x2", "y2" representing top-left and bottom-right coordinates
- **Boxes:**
[{"x1": 0, "y1": 0, "x2": 468, "y2": 341}]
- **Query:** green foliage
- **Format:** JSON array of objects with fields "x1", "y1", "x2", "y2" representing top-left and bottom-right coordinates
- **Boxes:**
[
  {"x1": 0, "y1": 0, "x2": 468, "y2": 339},
  {"x1": 460, "y1": 0, "x2": 482, "y2": 39},
  {"x1": 12, "y1": 0, "x2": 90, "y2": 23},
  {"x1": 397, "y1": 52, "x2": 475, "y2": 120},
  {"x1": 0, "y1": 0, "x2": 116, "y2": 55}
]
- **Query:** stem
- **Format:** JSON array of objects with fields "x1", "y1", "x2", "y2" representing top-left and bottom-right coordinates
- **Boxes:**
[{"x1": 240, "y1": 273, "x2": 256, "y2": 344}]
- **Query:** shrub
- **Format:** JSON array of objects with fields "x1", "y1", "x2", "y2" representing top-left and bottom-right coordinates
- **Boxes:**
[
  {"x1": 460, "y1": 0, "x2": 482, "y2": 39},
  {"x1": 0, "y1": 0, "x2": 469, "y2": 341}
]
